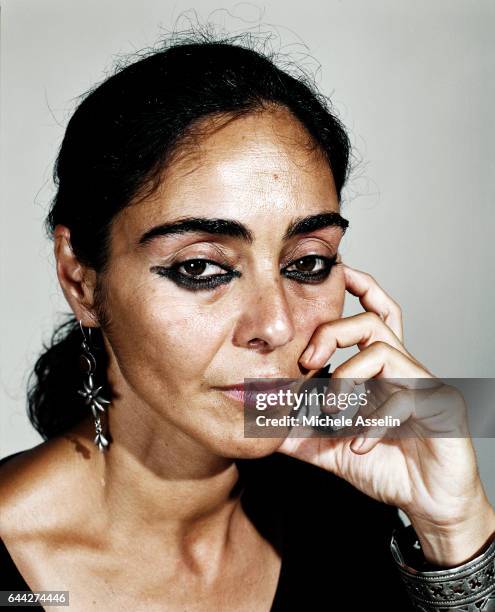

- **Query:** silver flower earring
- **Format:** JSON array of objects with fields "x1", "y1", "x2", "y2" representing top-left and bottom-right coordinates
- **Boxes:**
[{"x1": 77, "y1": 320, "x2": 111, "y2": 452}]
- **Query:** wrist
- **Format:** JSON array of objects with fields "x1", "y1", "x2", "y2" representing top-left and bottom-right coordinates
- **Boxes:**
[
  {"x1": 407, "y1": 501, "x2": 495, "y2": 568},
  {"x1": 391, "y1": 522, "x2": 495, "y2": 611}
]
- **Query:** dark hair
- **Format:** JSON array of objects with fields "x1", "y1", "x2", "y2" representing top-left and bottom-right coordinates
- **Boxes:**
[{"x1": 27, "y1": 31, "x2": 352, "y2": 440}]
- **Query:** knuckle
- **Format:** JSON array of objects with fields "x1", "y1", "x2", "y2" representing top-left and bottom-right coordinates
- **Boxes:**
[
  {"x1": 363, "y1": 311, "x2": 381, "y2": 325},
  {"x1": 316, "y1": 320, "x2": 337, "y2": 341},
  {"x1": 389, "y1": 299, "x2": 402, "y2": 315},
  {"x1": 443, "y1": 384, "x2": 468, "y2": 416},
  {"x1": 370, "y1": 339, "x2": 390, "y2": 354}
]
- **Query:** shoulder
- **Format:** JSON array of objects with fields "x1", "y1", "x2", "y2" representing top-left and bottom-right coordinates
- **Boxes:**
[
  {"x1": 0, "y1": 442, "x2": 60, "y2": 538},
  {"x1": 0, "y1": 426, "x2": 97, "y2": 544}
]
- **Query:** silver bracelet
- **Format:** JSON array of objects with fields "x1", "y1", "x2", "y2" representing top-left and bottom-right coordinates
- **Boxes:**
[{"x1": 390, "y1": 523, "x2": 495, "y2": 611}]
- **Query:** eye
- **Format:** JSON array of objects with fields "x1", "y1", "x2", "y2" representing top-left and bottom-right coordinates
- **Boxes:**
[
  {"x1": 151, "y1": 258, "x2": 241, "y2": 291},
  {"x1": 177, "y1": 259, "x2": 226, "y2": 277},
  {"x1": 282, "y1": 254, "x2": 338, "y2": 283}
]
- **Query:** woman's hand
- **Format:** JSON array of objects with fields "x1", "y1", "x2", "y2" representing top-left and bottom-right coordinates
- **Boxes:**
[{"x1": 276, "y1": 263, "x2": 495, "y2": 567}]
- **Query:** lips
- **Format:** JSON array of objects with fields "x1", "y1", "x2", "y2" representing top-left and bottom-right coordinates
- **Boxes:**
[
  {"x1": 217, "y1": 378, "x2": 295, "y2": 391},
  {"x1": 214, "y1": 378, "x2": 297, "y2": 406}
]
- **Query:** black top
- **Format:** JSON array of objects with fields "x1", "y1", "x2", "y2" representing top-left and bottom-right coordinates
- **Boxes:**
[{"x1": 0, "y1": 449, "x2": 414, "y2": 611}]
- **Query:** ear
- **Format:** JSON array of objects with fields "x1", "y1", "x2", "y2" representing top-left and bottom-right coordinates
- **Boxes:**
[{"x1": 54, "y1": 225, "x2": 99, "y2": 327}]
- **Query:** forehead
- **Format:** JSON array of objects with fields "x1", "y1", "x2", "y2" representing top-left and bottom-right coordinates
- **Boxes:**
[{"x1": 115, "y1": 108, "x2": 339, "y2": 244}]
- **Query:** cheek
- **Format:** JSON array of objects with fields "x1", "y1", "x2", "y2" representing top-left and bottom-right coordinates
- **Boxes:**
[
  {"x1": 148, "y1": 304, "x2": 234, "y2": 379},
  {"x1": 288, "y1": 266, "x2": 346, "y2": 334},
  {"x1": 103, "y1": 277, "x2": 235, "y2": 386}
]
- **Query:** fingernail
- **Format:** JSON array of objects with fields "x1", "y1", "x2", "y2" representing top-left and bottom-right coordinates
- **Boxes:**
[
  {"x1": 301, "y1": 344, "x2": 315, "y2": 364},
  {"x1": 351, "y1": 436, "x2": 366, "y2": 452}
]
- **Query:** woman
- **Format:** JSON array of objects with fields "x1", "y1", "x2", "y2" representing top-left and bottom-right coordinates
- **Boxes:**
[{"x1": 1, "y1": 36, "x2": 494, "y2": 611}]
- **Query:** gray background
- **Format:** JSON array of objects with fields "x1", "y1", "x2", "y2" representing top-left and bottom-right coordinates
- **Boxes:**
[{"x1": 1, "y1": 0, "x2": 494, "y2": 506}]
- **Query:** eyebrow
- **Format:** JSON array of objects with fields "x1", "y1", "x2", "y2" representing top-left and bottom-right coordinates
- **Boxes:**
[{"x1": 137, "y1": 211, "x2": 349, "y2": 248}]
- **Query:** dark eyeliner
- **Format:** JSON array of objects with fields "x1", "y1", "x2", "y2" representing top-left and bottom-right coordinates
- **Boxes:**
[
  {"x1": 151, "y1": 253, "x2": 338, "y2": 292},
  {"x1": 151, "y1": 260, "x2": 241, "y2": 291},
  {"x1": 282, "y1": 253, "x2": 339, "y2": 283}
]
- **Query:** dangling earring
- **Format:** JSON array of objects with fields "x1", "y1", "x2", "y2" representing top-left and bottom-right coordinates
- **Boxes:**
[{"x1": 77, "y1": 320, "x2": 111, "y2": 452}]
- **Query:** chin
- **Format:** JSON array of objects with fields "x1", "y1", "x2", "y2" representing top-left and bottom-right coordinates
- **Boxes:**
[{"x1": 208, "y1": 432, "x2": 285, "y2": 460}]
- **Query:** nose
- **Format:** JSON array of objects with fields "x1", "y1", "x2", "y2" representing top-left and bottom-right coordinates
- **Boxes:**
[{"x1": 232, "y1": 275, "x2": 295, "y2": 351}]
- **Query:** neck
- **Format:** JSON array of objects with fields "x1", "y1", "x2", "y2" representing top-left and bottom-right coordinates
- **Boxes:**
[
  {"x1": 106, "y1": 401, "x2": 242, "y2": 523},
  {"x1": 70, "y1": 401, "x2": 245, "y2": 562}
]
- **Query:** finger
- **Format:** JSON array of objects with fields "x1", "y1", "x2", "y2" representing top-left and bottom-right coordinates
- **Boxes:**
[
  {"x1": 343, "y1": 264, "x2": 404, "y2": 342},
  {"x1": 300, "y1": 310, "x2": 411, "y2": 371},
  {"x1": 326, "y1": 344, "x2": 431, "y2": 422},
  {"x1": 321, "y1": 377, "x2": 359, "y2": 415},
  {"x1": 331, "y1": 341, "x2": 432, "y2": 382},
  {"x1": 349, "y1": 388, "x2": 416, "y2": 454}
]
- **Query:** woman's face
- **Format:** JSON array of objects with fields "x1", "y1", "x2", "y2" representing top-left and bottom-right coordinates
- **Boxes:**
[{"x1": 97, "y1": 107, "x2": 347, "y2": 458}]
